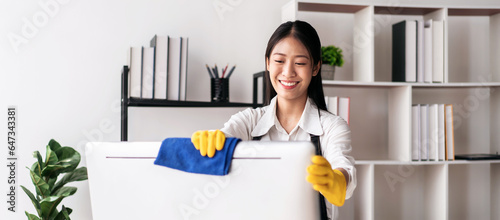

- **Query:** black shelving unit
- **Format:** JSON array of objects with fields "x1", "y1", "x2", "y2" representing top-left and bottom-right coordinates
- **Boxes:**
[{"x1": 121, "y1": 66, "x2": 265, "y2": 141}]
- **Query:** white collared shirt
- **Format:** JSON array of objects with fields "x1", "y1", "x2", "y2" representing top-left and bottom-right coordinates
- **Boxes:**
[{"x1": 221, "y1": 97, "x2": 357, "y2": 220}]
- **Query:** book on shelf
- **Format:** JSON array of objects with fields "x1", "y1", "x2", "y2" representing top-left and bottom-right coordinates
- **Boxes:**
[
  {"x1": 141, "y1": 47, "x2": 155, "y2": 99},
  {"x1": 129, "y1": 35, "x2": 189, "y2": 101},
  {"x1": 438, "y1": 104, "x2": 445, "y2": 161},
  {"x1": 412, "y1": 104, "x2": 420, "y2": 161},
  {"x1": 428, "y1": 104, "x2": 438, "y2": 161},
  {"x1": 179, "y1": 37, "x2": 189, "y2": 101},
  {"x1": 420, "y1": 104, "x2": 429, "y2": 161},
  {"x1": 424, "y1": 19, "x2": 433, "y2": 83},
  {"x1": 326, "y1": 96, "x2": 350, "y2": 125},
  {"x1": 432, "y1": 20, "x2": 445, "y2": 83},
  {"x1": 416, "y1": 20, "x2": 424, "y2": 83},
  {"x1": 445, "y1": 104, "x2": 455, "y2": 160},
  {"x1": 326, "y1": 96, "x2": 338, "y2": 115},
  {"x1": 167, "y1": 37, "x2": 182, "y2": 100},
  {"x1": 414, "y1": 103, "x2": 454, "y2": 162},
  {"x1": 150, "y1": 35, "x2": 169, "y2": 100},
  {"x1": 392, "y1": 20, "x2": 417, "y2": 82},
  {"x1": 338, "y1": 97, "x2": 350, "y2": 125},
  {"x1": 392, "y1": 19, "x2": 445, "y2": 84},
  {"x1": 129, "y1": 47, "x2": 142, "y2": 98}
]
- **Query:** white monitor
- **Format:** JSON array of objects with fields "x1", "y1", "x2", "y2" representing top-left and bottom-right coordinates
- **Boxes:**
[{"x1": 85, "y1": 141, "x2": 320, "y2": 220}]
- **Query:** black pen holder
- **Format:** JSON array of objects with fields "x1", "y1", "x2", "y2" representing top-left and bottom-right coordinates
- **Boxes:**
[{"x1": 211, "y1": 78, "x2": 229, "y2": 102}]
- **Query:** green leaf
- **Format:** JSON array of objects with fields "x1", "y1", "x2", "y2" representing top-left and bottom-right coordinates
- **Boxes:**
[
  {"x1": 45, "y1": 145, "x2": 58, "y2": 166},
  {"x1": 21, "y1": 186, "x2": 42, "y2": 216},
  {"x1": 47, "y1": 177, "x2": 57, "y2": 194},
  {"x1": 29, "y1": 168, "x2": 50, "y2": 198},
  {"x1": 52, "y1": 167, "x2": 88, "y2": 194},
  {"x1": 53, "y1": 186, "x2": 77, "y2": 197},
  {"x1": 55, "y1": 147, "x2": 81, "y2": 170},
  {"x1": 321, "y1": 45, "x2": 344, "y2": 67},
  {"x1": 40, "y1": 196, "x2": 65, "y2": 220},
  {"x1": 31, "y1": 162, "x2": 41, "y2": 177},
  {"x1": 25, "y1": 211, "x2": 41, "y2": 220},
  {"x1": 55, "y1": 206, "x2": 72, "y2": 220},
  {"x1": 42, "y1": 147, "x2": 81, "y2": 178},
  {"x1": 33, "y1": 151, "x2": 44, "y2": 172},
  {"x1": 41, "y1": 164, "x2": 70, "y2": 179},
  {"x1": 48, "y1": 139, "x2": 62, "y2": 152}
]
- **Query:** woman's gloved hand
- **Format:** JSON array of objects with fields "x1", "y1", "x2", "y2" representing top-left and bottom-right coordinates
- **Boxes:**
[
  {"x1": 306, "y1": 155, "x2": 347, "y2": 207},
  {"x1": 191, "y1": 130, "x2": 225, "y2": 158}
]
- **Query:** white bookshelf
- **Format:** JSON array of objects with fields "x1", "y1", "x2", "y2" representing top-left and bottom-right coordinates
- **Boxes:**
[{"x1": 282, "y1": 1, "x2": 500, "y2": 219}]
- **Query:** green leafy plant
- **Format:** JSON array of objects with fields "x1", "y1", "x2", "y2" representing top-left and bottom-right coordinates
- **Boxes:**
[
  {"x1": 321, "y1": 45, "x2": 344, "y2": 67},
  {"x1": 21, "y1": 139, "x2": 88, "y2": 220}
]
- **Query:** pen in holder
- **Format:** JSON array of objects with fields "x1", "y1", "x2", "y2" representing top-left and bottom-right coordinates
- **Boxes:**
[{"x1": 211, "y1": 78, "x2": 229, "y2": 102}]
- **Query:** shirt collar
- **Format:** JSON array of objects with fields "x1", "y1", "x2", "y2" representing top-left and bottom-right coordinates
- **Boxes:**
[
  {"x1": 299, "y1": 98, "x2": 324, "y2": 136},
  {"x1": 251, "y1": 97, "x2": 324, "y2": 137},
  {"x1": 251, "y1": 97, "x2": 277, "y2": 137}
]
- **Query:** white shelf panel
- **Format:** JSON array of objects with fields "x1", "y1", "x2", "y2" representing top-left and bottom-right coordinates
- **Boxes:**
[
  {"x1": 411, "y1": 82, "x2": 500, "y2": 87},
  {"x1": 322, "y1": 80, "x2": 500, "y2": 88},
  {"x1": 356, "y1": 160, "x2": 500, "y2": 165}
]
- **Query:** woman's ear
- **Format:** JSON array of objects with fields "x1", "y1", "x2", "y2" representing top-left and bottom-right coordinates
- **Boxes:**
[
  {"x1": 266, "y1": 58, "x2": 270, "y2": 70},
  {"x1": 312, "y1": 61, "x2": 321, "y2": 76}
]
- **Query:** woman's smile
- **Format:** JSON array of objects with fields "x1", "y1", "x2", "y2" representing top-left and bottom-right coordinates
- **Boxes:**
[{"x1": 279, "y1": 80, "x2": 300, "y2": 88}]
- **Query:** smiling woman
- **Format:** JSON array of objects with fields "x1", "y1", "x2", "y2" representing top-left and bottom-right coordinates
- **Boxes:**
[
  {"x1": 264, "y1": 21, "x2": 326, "y2": 110},
  {"x1": 267, "y1": 36, "x2": 318, "y2": 112},
  {"x1": 191, "y1": 20, "x2": 357, "y2": 220}
]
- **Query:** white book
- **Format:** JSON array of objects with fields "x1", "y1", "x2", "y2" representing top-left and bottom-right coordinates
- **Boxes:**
[
  {"x1": 129, "y1": 47, "x2": 142, "y2": 98},
  {"x1": 443, "y1": 20, "x2": 448, "y2": 83},
  {"x1": 412, "y1": 104, "x2": 421, "y2": 161},
  {"x1": 432, "y1": 20, "x2": 444, "y2": 83},
  {"x1": 141, "y1": 47, "x2": 155, "y2": 99},
  {"x1": 179, "y1": 37, "x2": 189, "y2": 101},
  {"x1": 420, "y1": 104, "x2": 429, "y2": 160},
  {"x1": 417, "y1": 20, "x2": 424, "y2": 83},
  {"x1": 438, "y1": 104, "x2": 445, "y2": 161},
  {"x1": 150, "y1": 35, "x2": 169, "y2": 100},
  {"x1": 445, "y1": 104, "x2": 455, "y2": 160},
  {"x1": 327, "y1": 96, "x2": 339, "y2": 115},
  {"x1": 338, "y1": 97, "x2": 350, "y2": 125},
  {"x1": 428, "y1": 104, "x2": 438, "y2": 161},
  {"x1": 406, "y1": 20, "x2": 417, "y2": 82},
  {"x1": 167, "y1": 37, "x2": 182, "y2": 100},
  {"x1": 424, "y1": 19, "x2": 433, "y2": 83}
]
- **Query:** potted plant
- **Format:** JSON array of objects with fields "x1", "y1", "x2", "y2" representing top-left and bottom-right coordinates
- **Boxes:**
[
  {"x1": 21, "y1": 139, "x2": 88, "y2": 220},
  {"x1": 321, "y1": 45, "x2": 344, "y2": 80}
]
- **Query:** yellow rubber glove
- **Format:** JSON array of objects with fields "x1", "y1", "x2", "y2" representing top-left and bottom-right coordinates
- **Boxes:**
[
  {"x1": 306, "y1": 155, "x2": 347, "y2": 207},
  {"x1": 191, "y1": 130, "x2": 225, "y2": 158}
]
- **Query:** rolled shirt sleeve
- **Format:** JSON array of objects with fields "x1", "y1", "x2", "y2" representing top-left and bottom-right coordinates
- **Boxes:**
[{"x1": 320, "y1": 111, "x2": 357, "y2": 200}]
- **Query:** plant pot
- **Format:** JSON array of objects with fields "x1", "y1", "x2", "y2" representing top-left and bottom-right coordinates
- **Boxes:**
[{"x1": 321, "y1": 64, "x2": 335, "y2": 80}]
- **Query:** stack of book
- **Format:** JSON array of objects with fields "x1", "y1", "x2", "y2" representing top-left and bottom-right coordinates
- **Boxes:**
[
  {"x1": 392, "y1": 19, "x2": 446, "y2": 83},
  {"x1": 412, "y1": 104, "x2": 455, "y2": 161},
  {"x1": 129, "y1": 35, "x2": 189, "y2": 101},
  {"x1": 325, "y1": 96, "x2": 350, "y2": 125}
]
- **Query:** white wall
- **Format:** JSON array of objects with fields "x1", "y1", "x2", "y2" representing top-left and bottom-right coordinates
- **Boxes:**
[{"x1": 1, "y1": 0, "x2": 499, "y2": 219}]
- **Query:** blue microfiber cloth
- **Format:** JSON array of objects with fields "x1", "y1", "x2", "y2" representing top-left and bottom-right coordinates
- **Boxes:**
[{"x1": 154, "y1": 137, "x2": 241, "y2": 176}]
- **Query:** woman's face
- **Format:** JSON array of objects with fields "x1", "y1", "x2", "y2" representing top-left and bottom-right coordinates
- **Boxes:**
[{"x1": 267, "y1": 36, "x2": 319, "y2": 103}]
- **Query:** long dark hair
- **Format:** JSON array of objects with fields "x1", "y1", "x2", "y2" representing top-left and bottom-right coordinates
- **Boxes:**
[{"x1": 264, "y1": 20, "x2": 327, "y2": 111}]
